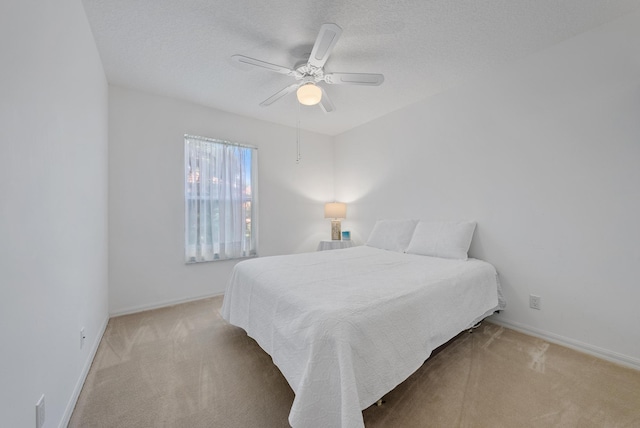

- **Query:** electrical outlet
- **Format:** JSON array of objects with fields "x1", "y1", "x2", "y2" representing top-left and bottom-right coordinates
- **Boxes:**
[
  {"x1": 529, "y1": 295, "x2": 541, "y2": 310},
  {"x1": 36, "y1": 394, "x2": 45, "y2": 428},
  {"x1": 80, "y1": 328, "x2": 86, "y2": 349}
]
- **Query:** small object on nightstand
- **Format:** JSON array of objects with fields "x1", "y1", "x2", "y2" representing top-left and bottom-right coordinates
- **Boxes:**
[{"x1": 317, "y1": 240, "x2": 355, "y2": 251}]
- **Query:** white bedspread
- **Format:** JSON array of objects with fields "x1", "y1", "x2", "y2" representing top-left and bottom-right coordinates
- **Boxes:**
[{"x1": 221, "y1": 246, "x2": 504, "y2": 428}]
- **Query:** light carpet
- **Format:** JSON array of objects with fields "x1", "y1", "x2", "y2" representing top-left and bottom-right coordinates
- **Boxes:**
[{"x1": 69, "y1": 296, "x2": 640, "y2": 427}]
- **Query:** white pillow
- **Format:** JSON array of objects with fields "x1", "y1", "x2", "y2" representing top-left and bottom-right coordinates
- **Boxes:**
[
  {"x1": 405, "y1": 221, "x2": 477, "y2": 260},
  {"x1": 365, "y1": 219, "x2": 418, "y2": 252}
]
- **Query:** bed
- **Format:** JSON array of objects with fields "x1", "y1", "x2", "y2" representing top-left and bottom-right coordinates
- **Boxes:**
[{"x1": 221, "y1": 220, "x2": 505, "y2": 428}]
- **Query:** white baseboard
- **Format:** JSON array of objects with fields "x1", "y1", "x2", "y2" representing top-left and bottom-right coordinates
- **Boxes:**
[
  {"x1": 59, "y1": 315, "x2": 109, "y2": 428},
  {"x1": 489, "y1": 317, "x2": 640, "y2": 371},
  {"x1": 109, "y1": 292, "x2": 224, "y2": 317}
]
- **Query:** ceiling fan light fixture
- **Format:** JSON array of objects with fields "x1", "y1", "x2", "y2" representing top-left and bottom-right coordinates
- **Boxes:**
[
  {"x1": 297, "y1": 83, "x2": 322, "y2": 106},
  {"x1": 234, "y1": 23, "x2": 383, "y2": 112}
]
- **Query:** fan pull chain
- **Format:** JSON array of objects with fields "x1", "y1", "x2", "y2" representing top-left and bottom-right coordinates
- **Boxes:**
[{"x1": 296, "y1": 102, "x2": 302, "y2": 164}]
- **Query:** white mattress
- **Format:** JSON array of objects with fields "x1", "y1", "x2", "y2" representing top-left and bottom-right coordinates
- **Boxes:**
[{"x1": 221, "y1": 246, "x2": 505, "y2": 428}]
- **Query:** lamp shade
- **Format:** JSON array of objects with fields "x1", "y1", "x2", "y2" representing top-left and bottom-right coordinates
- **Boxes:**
[
  {"x1": 324, "y1": 202, "x2": 347, "y2": 219},
  {"x1": 297, "y1": 83, "x2": 322, "y2": 106}
]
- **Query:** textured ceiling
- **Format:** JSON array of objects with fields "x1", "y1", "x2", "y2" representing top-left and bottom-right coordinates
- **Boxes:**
[{"x1": 82, "y1": 0, "x2": 640, "y2": 136}]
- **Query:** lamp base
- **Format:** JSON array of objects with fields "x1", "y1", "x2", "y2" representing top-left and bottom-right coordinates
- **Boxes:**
[{"x1": 331, "y1": 220, "x2": 342, "y2": 240}]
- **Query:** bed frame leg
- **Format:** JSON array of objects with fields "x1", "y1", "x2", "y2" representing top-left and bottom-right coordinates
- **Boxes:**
[{"x1": 468, "y1": 321, "x2": 482, "y2": 333}]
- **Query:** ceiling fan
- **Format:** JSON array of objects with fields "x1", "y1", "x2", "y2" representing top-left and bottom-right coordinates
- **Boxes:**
[{"x1": 232, "y1": 23, "x2": 384, "y2": 113}]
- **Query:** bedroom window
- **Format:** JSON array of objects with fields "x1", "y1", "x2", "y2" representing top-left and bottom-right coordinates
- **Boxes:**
[{"x1": 184, "y1": 135, "x2": 258, "y2": 263}]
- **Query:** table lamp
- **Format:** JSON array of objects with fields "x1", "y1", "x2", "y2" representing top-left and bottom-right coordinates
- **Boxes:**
[{"x1": 324, "y1": 202, "x2": 347, "y2": 240}]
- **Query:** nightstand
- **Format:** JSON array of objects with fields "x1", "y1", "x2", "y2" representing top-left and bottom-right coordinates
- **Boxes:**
[{"x1": 317, "y1": 240, "x2": 355, "y2": 251}]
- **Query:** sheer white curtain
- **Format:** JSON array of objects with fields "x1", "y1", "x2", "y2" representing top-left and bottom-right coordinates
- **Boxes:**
[{"x1": 185, "y1": 135, "x2": 258, "y2": 263}]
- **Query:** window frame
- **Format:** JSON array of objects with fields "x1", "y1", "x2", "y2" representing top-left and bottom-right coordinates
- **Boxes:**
[{"x1": 184, "y1": 134, "x2": 258, "y2": 263}]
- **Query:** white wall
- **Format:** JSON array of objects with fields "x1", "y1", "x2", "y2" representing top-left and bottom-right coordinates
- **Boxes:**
[
  {"x1": 334, "y1": 11, "x2": 640, "y2": 366},
  {"x1": 0, "y1": 0, "x2": 109, "y2": 426},
  {"x1": 108, "y1": 86, "x2": 334, "y2": 315}
]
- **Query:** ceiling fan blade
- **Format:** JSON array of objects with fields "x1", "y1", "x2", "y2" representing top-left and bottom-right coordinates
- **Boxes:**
[
  {"x1": 232, "y1": 55, "x2": 297, "y2": 76},
  {"x1": 319, "y1": 87, "x2": 335, "y2": 113},
  {"x1": 259, "y1": 83, "x2": 301, "y2": 107},
  {"x1": 324, "y1": 72, "x2": 384, "y2": 86},
  {"x1": 308, "y1": 23, "x2": 342, "y2": 68}
]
